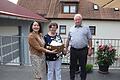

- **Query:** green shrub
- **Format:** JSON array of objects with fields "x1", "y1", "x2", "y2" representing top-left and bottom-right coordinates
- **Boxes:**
[{"x1": 86, "y1": 64, "x2": 93, "y2": 73}]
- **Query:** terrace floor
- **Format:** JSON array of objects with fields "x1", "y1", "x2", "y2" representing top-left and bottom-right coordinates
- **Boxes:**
[{"x1": 0, "y1": 65, "x2": 120, "y2": 80}]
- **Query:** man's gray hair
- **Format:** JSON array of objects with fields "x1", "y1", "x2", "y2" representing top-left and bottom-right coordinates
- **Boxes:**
[{"x1": 74, "y1": 14, "x2": 82, "y2": 20}]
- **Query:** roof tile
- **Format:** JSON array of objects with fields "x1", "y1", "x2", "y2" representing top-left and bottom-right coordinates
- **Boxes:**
[
  {"x1": 18, "y1": 0, "x2": 120, "y2": 20},
  {"x1": 0, "y1": 0, "x2": 47, "y2": 21}
]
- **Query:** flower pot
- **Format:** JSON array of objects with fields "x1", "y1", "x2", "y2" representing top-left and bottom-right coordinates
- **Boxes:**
[{"x1": 98, "y1": 65, "x2": 109, "y2": 74}]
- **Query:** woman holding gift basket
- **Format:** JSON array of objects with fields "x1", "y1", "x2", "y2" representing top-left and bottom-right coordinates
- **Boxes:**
[
  {"x1": 28, "y1": 21, "x2": 57, "y2": 80},
  {"x1": 44, "y1": 22, "x2": 64, "y2": 80}
]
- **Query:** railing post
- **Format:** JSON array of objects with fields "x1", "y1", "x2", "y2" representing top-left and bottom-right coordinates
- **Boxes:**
[{"x1": 19, "y1": 36, "x2": 24, "y2": 65}]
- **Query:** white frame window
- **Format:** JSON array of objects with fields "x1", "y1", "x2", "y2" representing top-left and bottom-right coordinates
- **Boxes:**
[
  {"x1": 89, "y1": 26, "x2": 96, "y2": 35},
  {"x1": 63, "y1": 5, "x2": 69, "y2": 13},
  {"x1": 70, "y1": 5, "x2": 76, "y2": 13},
  {"x1": 93, "y1": 4, "x2": 99, "y2": 10},
  {"x1": 63, "y1": 5, "x2": 77, "y2": 14}
]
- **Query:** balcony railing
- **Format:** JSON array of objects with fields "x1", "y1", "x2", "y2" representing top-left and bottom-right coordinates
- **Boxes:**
[
  {"x1": 0, "y1": 36, "x2": 120, "y2": 68},
  {"x1": 62, "y1": 38, "x2": 120, "y2": 68},
  {"x1": 0, "y1": 35, "x2": 29, "y2": 65}
]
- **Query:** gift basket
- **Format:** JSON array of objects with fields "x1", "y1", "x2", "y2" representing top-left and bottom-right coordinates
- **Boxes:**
[{"x1": 46, "y1": 41, "x2": 64, "y2": 53}]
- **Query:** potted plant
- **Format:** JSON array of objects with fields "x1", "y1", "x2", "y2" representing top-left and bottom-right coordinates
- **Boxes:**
[
  {"x1": 96, "y1": 44, "x2": 117, "y2": 74},
  {"x1": 86, "y1": 64, "x2": 93, "y2": 73}
]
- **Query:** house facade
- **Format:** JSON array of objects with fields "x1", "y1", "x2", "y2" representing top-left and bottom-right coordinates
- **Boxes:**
[
  {"x1": 18, "y1": 0, "x2": 120, "y2": 39},
  {"x1": 17, "y1": 0, "x2": 120, "y2": 66}
]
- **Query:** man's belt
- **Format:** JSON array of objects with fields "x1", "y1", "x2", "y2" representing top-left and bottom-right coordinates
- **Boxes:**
[{"x1": 71, "y1": 46, "x2": 88, "y2": 50}]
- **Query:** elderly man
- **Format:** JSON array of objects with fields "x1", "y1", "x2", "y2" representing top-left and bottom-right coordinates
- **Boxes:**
[{"x1": 65, "y1": 14, "x2": 93, "y2": 80}]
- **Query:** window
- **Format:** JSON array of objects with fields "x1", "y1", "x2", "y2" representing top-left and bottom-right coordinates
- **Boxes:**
[
  {"x1": 93, "y1": 4, "x2": 99, "y2": 10},
  {"x1": 59, "y1": 25, "x2": 66, "y2": 34},
  {"x1": 63, "y1": 4, "x2": 77, "y2": 14},
  {"x1": 89, "y1": 26, "x2": 96, "y2": 35},
  {"x1": 70, "y1": 5, "x2": 76, "y2": 13},
  {"x1": 114, "y1": 8, "x2": 119, "y2": 11},
  {"x1": 63, "y1": 6, "x2": 69, "y2": 13}
]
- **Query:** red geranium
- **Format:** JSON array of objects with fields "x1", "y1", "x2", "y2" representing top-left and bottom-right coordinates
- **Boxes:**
[{"x1": 96, "y1": 44, "x2": 117, "y2": 66}]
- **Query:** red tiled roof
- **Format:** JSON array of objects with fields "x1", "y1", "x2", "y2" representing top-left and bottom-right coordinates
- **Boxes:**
[
  {"x1": 18, "y1": 0, "x2": 120, "y2": 20},
  {"x1": 59, "y1": 0, "x2": 79, "y2": 2},
  {"x1": 0, "y1": 0, "x2": 47, "y2": 21}
]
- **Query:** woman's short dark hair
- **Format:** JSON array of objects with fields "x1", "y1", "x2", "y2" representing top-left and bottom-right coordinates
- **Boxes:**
[
  {"x1": 29, "y1": 21, "x2": 42, "y2": 33},
  {"x1": 48, "y1": 22, "x2": 58, "y2": 29}
]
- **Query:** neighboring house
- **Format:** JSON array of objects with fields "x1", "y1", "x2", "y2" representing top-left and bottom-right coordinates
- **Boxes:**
[
  {"x1": 18, "y1": 0, "x2": 120, "y2": 39},
  {"x1": 0, "y1": 0, "x2": 47, "y2": 65}
]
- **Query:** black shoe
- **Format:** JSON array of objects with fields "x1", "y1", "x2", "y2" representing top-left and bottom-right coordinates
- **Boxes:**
[
  {"x1": 70, "y1": 77, "x2": 75, "y2": 80},
  {"x1": 81, "y1": 78, "x2": 86, "y2": 80}
]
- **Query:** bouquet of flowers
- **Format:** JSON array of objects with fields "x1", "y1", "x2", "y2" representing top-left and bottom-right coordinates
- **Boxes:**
[{"x1": 96, "y1": 44, "x2": 117, "y2": 66}]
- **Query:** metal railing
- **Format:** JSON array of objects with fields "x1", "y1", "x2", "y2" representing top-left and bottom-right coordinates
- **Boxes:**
[
  {"x1": 62, "y1": 38, "x2": 120, "y2": 68},
  {"x1": 0, "y1": 35, "x2": 29, "y2": 65},
  {"x1": 0, "y1": 35, "x2": 120, "y2": 68},
  {"x1": 0, "y1": 35, "x2": 20, "y2": 65}
]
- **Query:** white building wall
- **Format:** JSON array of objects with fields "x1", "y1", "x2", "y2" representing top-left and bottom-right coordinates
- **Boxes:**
[
  {"x1": 0, "y1": 26, "x2": 18, "y2": 36},
  {"x1": 45, "y1": 20, "x2": 74, "y2": 38},
  {"x1": 42, "y1": 23, "x2": 49, "y2": 36},
  {"x1": 83, "y1": 20, "x2": 120, "y2": 39},
  {"x1": 49, "y1": 20, "x2": 120, "y2": 39}
]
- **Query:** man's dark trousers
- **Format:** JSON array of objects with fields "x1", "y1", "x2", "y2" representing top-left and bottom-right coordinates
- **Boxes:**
[{"x1": 70, "y1": 47, "x2": 88, "y2": 80}]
